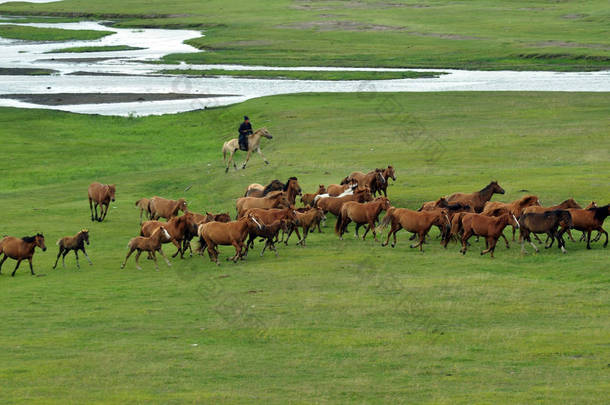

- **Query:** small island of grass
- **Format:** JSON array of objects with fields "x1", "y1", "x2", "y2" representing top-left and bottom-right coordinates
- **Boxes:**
[{"x1": 0, "y1": 24, "x2": 113, "y2": 41}]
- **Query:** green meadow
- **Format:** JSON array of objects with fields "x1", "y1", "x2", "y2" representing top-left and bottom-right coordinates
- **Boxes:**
[
  {"x1": 0, "y1": 24, "x2": 113, "y2": 41},
  {"x1": 0, "y1": 0, "x2": 609, "y2": 70},
  {"x1": 0, "y1": 92, "x2": 608, "y2": 403}
]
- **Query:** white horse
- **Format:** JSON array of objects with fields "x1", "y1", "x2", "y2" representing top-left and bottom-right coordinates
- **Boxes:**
[{"x1": 222, "y1": 128, "x2": 273, "y2": 173}]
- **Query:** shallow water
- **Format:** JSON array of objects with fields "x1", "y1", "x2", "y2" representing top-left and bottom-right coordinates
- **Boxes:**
[{"x1": 0, "y1": 20, "x2": 609, "y2": 116}]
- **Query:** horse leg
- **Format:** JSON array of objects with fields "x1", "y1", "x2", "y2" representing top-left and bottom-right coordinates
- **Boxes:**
[
  {"x1": 0, "y1": 254, "x2": 7, "y2": 274},
  {"x1": 545, "y1": 232, "x2": 555, "y2": 249},
  {"x1": 74, "y1": 250, "x2": 80, "y2": 269},
  {"x1": 82, "y1": 247, "x2": 93, "y2": 265},
  {"x1": 134, "y1": 250, "x2": 144, "y2": 270},
  {"x1": 355, "y1": 223, "x2": 362, "y2": 239},
  {"x1": 53, "y1": 247, "x2": 63, "y2": 269},
  {"x1": 150, "y1": 251, "x2": 159, "y2": 271},
  {"x1": 460, "y1": 230, "x2": 473, "y2": 254},
  {"x1": 500, "y1": 233, "x2": 510, "y2": 249},
  {"x1": 256, "y1": 147, "x2": 269, "y2": 165},
  {"x1": 241, "y1": 150, "x2": 252, "y2": 169},
  {"x1": 28, "y1": 258, "x2": 35, "y2": 275},
  {"x1": 206, "y1": 244, "x2": 218, "y2": 265},
  {"x1": 586, "y1": 230, "x2": 592, "y2": 250},
  {"x1": 89, "y1": 197, "x2": 95, "y2": 222},
  {"x1": 100, "y1": 203, "x2": 109, "y2": 222},
  {"x1": 11, "y1": 259, "x2": 22, "y2": 277},
  {"x1": 299, "y1": 227, "x2": 309, "y2": 246},
  {"x1": 121, "y1": 248, "x2": 135, "y2": 269},
  {"x1": 171, "y1": 239, "x2": 182, "y2": 258},
  {"x1": 231, "y1": 241, "x2": 242, "y2": 262},
  {"x1": 481, "y1": 237, "x2": 496, "y2": 257}
]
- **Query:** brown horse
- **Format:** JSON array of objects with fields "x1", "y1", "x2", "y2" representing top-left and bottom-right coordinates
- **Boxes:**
[
  {"x1": 242, "y1": 207, "x2": 297, "y2": 254},
  {"x1": 301, "y1": 185, "x2": 326, "y2": 206},
  {"x1": 141, "y1": 214, "x2": 193, "y2": 258},
  {"x1": 377, "y1": 208, "x2": 449, "y2": 251},
  {"x1": 222, "y1": 127, "x2": 273, "y2": 172},
  {"x1": 148, "y1": 196, "x2": 188, "y2": 220},
  {"x1": 346, "y1": 169, "x2": 386, "y2": 193},
  {"x1": 418, "y1": 197, "x2": 449, "y2": 212},
  {"x1": 459, "y1": 213, "x2": 519, "y2": 257},
  {"x1": 236, "y1": 192, "x2": 290, "y2": 218},
  {"x1": 198, "y1": 214, "x2": 264, "y2": 264},
  {"x1": 519, "y1": 210, "x2": 573, "y2": 254},
  {"x1": 0, "y1": 234, "x2": 46, "y2": 276},
  {"x1": 374, "y1": 166, "x2": 396, "y2": 197},
  {"x1": 181, "y1": 212, "x2": 232, "y2": 255},
  {"x1": 121, "y1": 227, "x2": 172, "y2": 271},
  {"x1": 88, "y1": 182, "x2": 116, "y2": 222},
  {"x1": 445, "y1": 181, "x2": 505, "y2": 213},
  {"x1": 53, "y1": 229, "x2": 92, "y2": 270},
  {"x1": 335, "y1": 197, "x2": 391, "y2": 241},
  {"x1": 482, "y1": 195, "x2": 540, "y2": 240},
  {"x1": 276, "y1": 177, "x2": 302, "y2": 205},
  {"x1": 326, "y1": 183, "x2": 353, "y2": 196},
  {"x1": 566, "y1": 205, "x2": 609, "y2": 249},
  {"x1": 244, "y1": 179, "x2": 285, "y2": 197},
  {"x1": 284, "y1": 207, "x2": 326, "y2": 246},
  {"x1": 522, "y1": 198, "x2": 581, "y2": 214},
  {"x1": 135, "y1": 198, "x2": 151, "y2": 224},
  {"x1": 315, "y1": 187, "x2": 373, "y2": 217}
]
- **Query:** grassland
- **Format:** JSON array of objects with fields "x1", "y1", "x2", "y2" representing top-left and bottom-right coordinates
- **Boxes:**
[
  {"x1": 159, "y1": 68, "x2": 444, "y2": 80},
  {"x1": 45, "y1": 45, "x2": 145, "y2": 53},
  {"x1": 0, "y1": 0, "x2": 609, "y2": 71},
  {"x1": 0, "y1": 92, "x2": 608, "y2": 403},
  {"x1": 0, "y1": 23, "x2": 113, "y2": 41}
]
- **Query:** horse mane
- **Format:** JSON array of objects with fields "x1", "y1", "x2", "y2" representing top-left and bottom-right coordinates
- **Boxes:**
[
  {"x1": 517, "y1": 195, "x2": 538, "y2": 207},
  {"x1": 480, "y1": 181, "x2": 496, "y2": 193},
  {"x1": 446, "y1": 202, "x2": 470, "y2": 211},
  {"x1": 21, "y1": 233, "x2": 43, "y2": 242},
  {"x1": 592, "y1": 204, "x2": 610, "y2": 221},
  {"x1": 283, "y1": 177, "x2": 298, "y2": 191},
  {"x1": 263, "y1": 180, "x2": 283, "y2": 195}
]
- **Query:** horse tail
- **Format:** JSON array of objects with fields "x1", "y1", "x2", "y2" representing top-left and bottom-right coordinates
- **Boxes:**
[
  {"x1": 222, "y1": 145, "x2": 227, "y2": 163},
  {"x1": 335, "y1": 209, "x2": 344, "y2": 235},
  {"x1": 376, "y1": 207, "x2": 395, "y2": 234},
  {"x1": 56, "y1": 238, "x2": 61, "y2": 246}
]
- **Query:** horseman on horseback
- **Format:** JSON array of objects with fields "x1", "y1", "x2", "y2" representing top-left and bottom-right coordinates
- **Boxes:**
[{"x1": 238, "y1": 115, "x2": 253, "y2": 151}]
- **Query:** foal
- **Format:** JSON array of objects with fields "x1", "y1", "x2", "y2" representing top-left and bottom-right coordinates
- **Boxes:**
[
  {"x1": 53, "y1": 229, "x2": 92, "y2": 269},
  {"x1": 121, "y1": 227, "x2": 172, "y2": 271}
]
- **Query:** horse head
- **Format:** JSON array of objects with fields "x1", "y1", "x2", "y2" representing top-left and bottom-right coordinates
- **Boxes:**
[
  {"x1": 285, "y1": 177, "x2": 302, "y2": 196},
  {"x1": 177, "y1": 198, "x2": 188, "y2": 212},
  {"x1": 108, "y1": 184, "x2": 116, "y2": 202},
  {"x1": 490, "y1": 181, "x2": 505, "y2": 195},
  {"x1": 259, "y1": 127, "x2": 273, "y2": 139},
  {"x1": 35, "y1": 233, "x2": 46, "y2": 251},
  {"x1": 317, "y1": 185, "x2": 326, "y2": 194},
  {"x1": 159, "y1": 226, "x2": 171, "y2": 240},
  {"x1": 375, "y1": 169, "x2": 386, "y2": 185},
  {"x1": 385, "y1": 165, "x2": 396, "y2": 181},
  {"x1": 81, "y1": 229, "x2": 90, "y2": 245},
  {"x1": 375, "y1": 197, "x2": 391, "y2": 210},
  {"x1": 247, "y1": 214, "x2": 265, "y2": 230}
]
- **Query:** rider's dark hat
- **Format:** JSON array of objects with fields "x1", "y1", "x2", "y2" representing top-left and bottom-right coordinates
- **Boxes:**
[{"x1": 244, "y1": 115, "x2": 249, "y2": 120}]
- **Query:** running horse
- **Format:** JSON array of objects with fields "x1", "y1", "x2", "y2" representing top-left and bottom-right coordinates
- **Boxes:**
[
  {"x1": 445, "y1": 181, "x2": 505, "y2": 213},
  {"x1": 0, "y1": 234, "x2": 46, "y2": 276},
  {"x1": 222, "y1": 127, "x2": 273, "y2": 172}
]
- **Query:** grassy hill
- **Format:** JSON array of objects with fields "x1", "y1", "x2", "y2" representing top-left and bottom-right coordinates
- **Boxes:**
[
  {"x1": 0, "y1": 0, "x2": 609, "y2": 70},
  {"x1": 0, "y1": 92, "x2": 608, "y2": 403}
]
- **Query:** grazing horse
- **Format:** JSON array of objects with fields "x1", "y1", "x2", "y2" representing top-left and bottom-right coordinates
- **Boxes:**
[
  {"x1": 375, "y1": 166, "x2": 396, "y2": 197},
  {"x1": 141, "y1": 214, "x2": 193, "y2": 258},
  {"x1": 236, "y1": 192, "x2": 291, "y2": 218},
  {"x1": 0, "y1": 234, "x2": 46, "y2": 276},
  {"x1": 88, "y1": 182, "x2": 116, "y2": 222},
  {"x1": 135, "y1": 198, "x2": 151, "y2": 224},
  {"x1": 53, "y1": 229, "x2": 92, "y2": 269},
  {"x1": 459, "y1": 213, "x2": 520, "y2": 257},
  {"x1": 121, "y1": 227, "x2": 172, "y2": 271},
  {"x1": 335, "y1": 197, "x2": 391, "y2": 241},
  {"x1": 148, "y1": 197, "x2": 188, "y2": 221},
  {"x1": 244, "y1": 179, "x2": 284, "y2": 197},
  {"x1": 519, "y1": 210, "x2": 572, "y2": 254},
  {"x1": 315, "y1": 187, "x2": 373, "y2": 217},
  {"x1": 566, "y1": 205, "x2": 609, "y2": 249},
  {"x1": 301, "y1": 185, "x2": 326, "y2": 206},
  {"x1": 445, "y1": 181, "x2": 505, "y2": 213},
  {"x1": 284, "y1": 207, "x2": 326, "y2": 246},
  {"x1": 222, "y1": 127, "x2": 273, "y2": 172},
  {"x1": 377, "y1": 208, "x2": 449, "y2": 252},
  {"x1": 198, "y1": 214, "x2": 264, "y2": 264},
  {"x1": 482, "y1": 195, "x2": 540, "y2": 240}
]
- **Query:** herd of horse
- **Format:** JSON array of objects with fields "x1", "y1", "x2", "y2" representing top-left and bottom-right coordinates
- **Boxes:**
[{"x1": 1, "y1": 166, "x2": 608, "y2": 275}]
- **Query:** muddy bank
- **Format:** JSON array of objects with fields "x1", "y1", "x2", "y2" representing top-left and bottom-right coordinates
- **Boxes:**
[{"x1": 0, "y1": 92, "x2": 233, "y2": 105}]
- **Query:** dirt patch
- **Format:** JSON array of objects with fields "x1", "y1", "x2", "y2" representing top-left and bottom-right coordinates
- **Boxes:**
[
  {"x1": 562, "y1": 13, "x2": 587, "y2": 19},
  {"x1": 0, "y1": 93, "x2": 233, "y2": 106},
  {"x1": 532, "y1": 41, "x2": 610, "y2": 51}
]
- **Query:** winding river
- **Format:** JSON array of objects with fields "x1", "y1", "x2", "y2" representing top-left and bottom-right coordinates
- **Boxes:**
[{"x1": 0, "y1": 20, "x2": 608, "y2": 116}]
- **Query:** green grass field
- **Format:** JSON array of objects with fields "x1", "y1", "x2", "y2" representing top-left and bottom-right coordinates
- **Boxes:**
[
  {"x1": 0, "y1": 0, "x2": 608, "y2": 70},
  {"x1": 1, "y1": 92, "x2": 608, "y2": 403},
  {"x1": 0, "y1": 24, "x2": 113, "y2": 41}
]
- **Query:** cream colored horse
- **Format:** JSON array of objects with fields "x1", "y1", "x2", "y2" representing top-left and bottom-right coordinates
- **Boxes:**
[{"x1": 222, "y1": 128, "x2": 273, "y2": 173}]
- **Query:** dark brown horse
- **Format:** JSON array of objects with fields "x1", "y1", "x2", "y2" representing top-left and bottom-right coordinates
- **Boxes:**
[
  {"x1": 377, "y1": 208, "x2": 449, "y2": 251},
  {"x1": 459, "y1": 213, "x2": 519, "y2": 257},
  {"x1": 445, "y1": 181, "x2": 505, "y2": 213},
  {"x1": 346, "y1": 169, "x2": 386, "y2": 194},
  {"x1": 0, "y1": 234, "x2": 46, "y2": 276},
  {"x1": 567, "y1": 205, "x2": 609, "y2": 249},
  {"x1": 53, "y1": 229, "x2": 92, "y2": 269},
  {"x1": 374, "y1": 166, "x2": 396, "y2": 197},
  {"x1": 335, "y1": 197, "x2": 391, "y2": 241},
  {"x1": 519, "y1": 210, "x2": 573, "y2": 254},
  {"x1": 88, "y1": 182, "x2": 116, "y2": 222}
]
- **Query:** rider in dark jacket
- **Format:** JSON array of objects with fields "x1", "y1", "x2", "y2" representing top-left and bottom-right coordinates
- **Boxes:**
[{"x1": 238, "y1": 116, "x2": 253, "y2": 151}]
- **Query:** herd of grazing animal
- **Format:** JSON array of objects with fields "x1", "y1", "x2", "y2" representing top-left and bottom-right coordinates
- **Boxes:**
[{"x1": 1, "y1": 170, "x2": 608, "y2": 276}]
